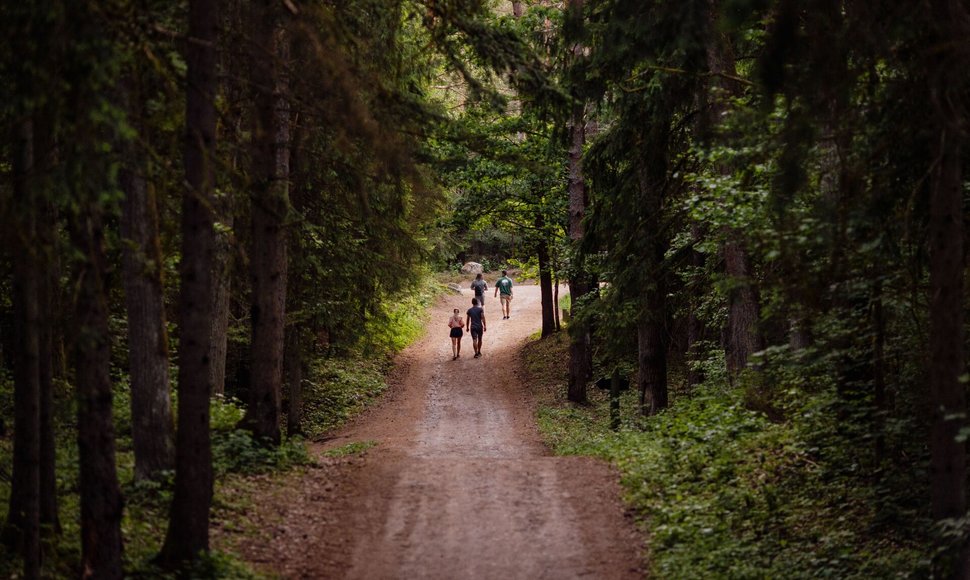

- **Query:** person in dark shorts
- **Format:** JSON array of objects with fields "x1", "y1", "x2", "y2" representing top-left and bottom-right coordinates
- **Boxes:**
[
  {"x1": 448, "y1": 308, "x2": 465, "y2": 360},
  {"x1": 465, "y1": 297, "x2": 487, "y2": 358},
  {"x1": 470, "y1": 273, "x2": 488, "y2": 310}
]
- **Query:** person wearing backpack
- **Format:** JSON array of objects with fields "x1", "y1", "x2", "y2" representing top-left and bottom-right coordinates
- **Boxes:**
[
  {"x1": 470, "y1": 273, "x2": 488, "y2": 310},
  {"x1": 493, "y1": 270, "x2": 513, "y2": 319}
]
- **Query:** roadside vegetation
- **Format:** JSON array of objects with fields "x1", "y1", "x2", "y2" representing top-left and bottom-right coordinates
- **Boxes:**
[
  {"x1": 0, "y1": 273, "x2": 438, "y2": 577},
  {"x1": 523, "y1": 333, "x2": 932, "y2": 578}
]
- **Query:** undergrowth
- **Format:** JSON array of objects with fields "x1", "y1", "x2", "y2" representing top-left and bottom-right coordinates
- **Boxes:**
[
  {"x1": 0, "y1": 274, "x2": 439, "y2": 577},
  {"x1": 523, "y1": 332, "x2": 932, "y2": 579}
]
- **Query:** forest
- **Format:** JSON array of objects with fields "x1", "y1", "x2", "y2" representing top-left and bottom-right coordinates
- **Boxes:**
[{"x1": 1, "y1": 0, "x2": 968, "y2": 578}]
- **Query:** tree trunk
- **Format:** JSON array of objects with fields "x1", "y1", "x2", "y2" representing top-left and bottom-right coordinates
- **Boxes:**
[
  {"x1": 38, "y1": 242, "x2": 58, "y2": 535},
  {"x1": 209, "y1": 209, "x2": 233, "y2": 397},
  {"x1": 536, "y1": 215, "x2": 555, "y2": 338},
  {"x1": 871, "y1": 280, "x2": 886, "y2": 467},
  {"x1": 685, "y1": 227, "x2": 706, "y2": 390},
  {"x1": 788, "y1": 317, "x2": 812, "y2": 351},
  {"x1": 121, "y1": 96, "x2": 175, "y2": 480},
  {"x1": 566, "y1": 0, "x2": 589, "y2": 403},
  {"x1": 928, "y1": 126, "x2": 966, "y2": 567},
  {"x1": 69, "y1": 201, "x2": 124, "y2": 580},
  {"x1": 4, "y1": 117, "x2": 42, "y2": 579},
  {"x1": 554, "y1": 274, "x2": 561, "y2": 331},
  {"x1": 244, "y1": 0, "x2": 290, "y2": 444},
  {"x1": 723, "y1": 239, "x2": 765, "y2": 374},
  {"x1": 211, "y1": 0, "x2": 244, "y2": 397},
  {"x1": 637, "y1": 313, "x2": 667, "y2": 415},
  {"x1": 158, "y1": 0, "x2": 218, "y2": 565},
  {"x1": 35, "y1": 113, "x2": 59, "y2": 534},
  {"x1": 511, "y1": 0, "x2": 524, "y2": 17},
  {"x1": 705, "y1": 0, "x2": 765, "y2": 375},
  {"x1": 634, "y1": 122, "x2": 670, "y2": 416}
]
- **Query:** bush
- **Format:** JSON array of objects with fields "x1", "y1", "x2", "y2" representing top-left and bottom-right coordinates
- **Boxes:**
[
  {"x1": 211, "y1": 430, "x2": 311, "y2": 476},
  {"x1": 522, "y1": 333, "x2": 932, "y2": 579},
  {"x1": 299, "y1": 356, "x2": 389, "y2": 439}
]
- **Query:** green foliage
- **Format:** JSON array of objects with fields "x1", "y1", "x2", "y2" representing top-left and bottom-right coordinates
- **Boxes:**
[
  {"x1": 523, "y1": 333, "x2": 933, "y2": 578},
  {"x1": 357, "y1": 270, "x2": 441, "y2": 355},
  {"x1": 298, "y1": 357, "x2": 390, "y2": 440},
  {"x1": 504, "y1": 256, "x2": 539, "y2": 281},
  {"x1": 212, "y1": 431, "x2": 311, "y2": 477},
  {"x1": 324, "y1": 440, "x2": 378, "y2": 457}
]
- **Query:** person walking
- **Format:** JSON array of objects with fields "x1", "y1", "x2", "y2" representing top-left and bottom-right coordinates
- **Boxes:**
[
  {"x1": 470, "y1": 273, "x2": 488, "y2": 310},
  {"x1": 465, "y1": 297, "x2": 487, "y2": 358},
  {"x1": 448, "y1": 308, "x2": 465, "y2": 360},
  {"x1": 494, "y1": 270, "x2": 513, "y2": 319}
]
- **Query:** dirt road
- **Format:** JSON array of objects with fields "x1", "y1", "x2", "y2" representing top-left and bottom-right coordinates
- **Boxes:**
[{"x1": 230, "y1": 285, "x2": 643, "y2": 579}]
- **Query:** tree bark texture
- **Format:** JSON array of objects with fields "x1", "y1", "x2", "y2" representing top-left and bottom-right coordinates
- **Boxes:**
[
  {"x1": 121, "y1": 123, "x2": 175, "y2": 481},
  {"x1": 634, "y1": 125, "x2": 670, "y2": 416},
  {"x1": 209, "y1": 208, "x2": 233, "y2": 397},
  {"x1": 159, "y1": 0, "x2": 218, "y2": 565},
  {"x1": 535, "y1": 214, "x2": 555, "y2": 337},
  {"x1": 705, "y1": 0, "x2": 765, "y2": 375},
  {"x1": 210, "y1": 0, "x2": 244, "y2": 397},
  {"x1": 245, "y1": 0, "x2": 290, "y2": 445},
  {"x1": 4, "y1": 117, "x2": 42, "y2": 579},
  {"x1": 925, "y1": 9, "x2": 970, "y2": 576},
  {"x1": 34, "y1": 107, "x2": 60, "y2": 536},
  {"x1": 723, "y1": 240, "x2": 765, "y2": 374},
  {"x1": 637, "y1": 315, "x2": 667, "y2": 415},
  {"x1": 38, "y1": 231, "x2": 58, "y2": 535},
  {"x1": 637, "y1": 234, "x2": 668, "y2": 416},
  {"x1": 69, "y1": 204, "x2": 124, "y2": 580},
  {"x1": 554, "y1": 274, "x2": 561, "y2": 332},
  {"x1": 566, "y1": 0, "x2": 590, "y2": 403},
  {"x1": 928, "y1": 127, "x2": 966, "y2": 536}
]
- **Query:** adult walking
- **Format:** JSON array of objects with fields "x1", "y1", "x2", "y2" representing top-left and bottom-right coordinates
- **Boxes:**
[
  {"x1": 448, "y1": 308, "x2": 464, "y2": 360},
  {"x1": 494, "y1": 270, "x2": 513, "y2": 319},
  {"x1": 465, "y1": 297, "x2": 487, "y2": 358},
  {"x1": 470, "y1": 273, "x2": 488, "y2": 310}
]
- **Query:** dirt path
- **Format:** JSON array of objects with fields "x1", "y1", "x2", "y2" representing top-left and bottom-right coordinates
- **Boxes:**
[{"x1": 228, "y1": 285, "x2": 644, "y2": 579}]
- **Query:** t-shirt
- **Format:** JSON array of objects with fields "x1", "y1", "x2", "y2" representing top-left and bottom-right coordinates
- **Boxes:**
[
  {"x1": 471, "y1": 279, "x2": 487, "y2": 296},
  {"x1": 496, "y1": 276, "x2": 513, "y2": 295},
  {"x1": 466, "y1": 306, "x2": 484, "y2": 329}
]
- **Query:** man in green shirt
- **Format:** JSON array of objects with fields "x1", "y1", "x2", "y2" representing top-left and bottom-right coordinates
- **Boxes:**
[{"x1": 494, "y1": 270, "x2": 513, "y2": 319}]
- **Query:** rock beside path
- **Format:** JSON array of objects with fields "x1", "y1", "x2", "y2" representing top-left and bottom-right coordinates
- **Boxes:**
[{"x1": 460, "y1": 261, "x2": 483, "y2": 274}]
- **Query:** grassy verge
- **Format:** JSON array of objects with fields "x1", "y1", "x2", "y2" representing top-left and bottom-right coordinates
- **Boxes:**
[{"x1": 522, "y1": 332, "x2": 931, "y2": 579}]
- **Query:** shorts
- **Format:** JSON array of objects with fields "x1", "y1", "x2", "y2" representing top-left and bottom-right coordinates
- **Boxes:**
[
  {"x1": 475, "y1": 294, "x2": 485, "y2": 307},
  {"x1": 450, "y1": 327, "x2": 463, "y2": 339},
  {"x1": 470, "y1": 327, "x2": 483, "y2": 339},
  {"x1": 500, "y1": 294, "x2": 512, "y2": 304}
]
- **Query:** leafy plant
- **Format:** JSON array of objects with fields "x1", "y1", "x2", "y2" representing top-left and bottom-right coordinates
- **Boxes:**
[{"x1": 324, "y1": 440, "x2": 378, "y2": 457}]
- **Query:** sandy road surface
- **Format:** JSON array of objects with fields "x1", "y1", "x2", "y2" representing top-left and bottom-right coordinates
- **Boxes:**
[{"x1": 228, "y1": 285, "x2": 644, "y2": 579}]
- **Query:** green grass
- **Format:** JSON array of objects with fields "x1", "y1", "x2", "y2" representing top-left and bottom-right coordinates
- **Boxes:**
[
  {"x1": 522, "y1": 332, "x2": 932, "y2": 579},
  {"x1": 324, "y1": 440, "x2": 378, "y2": 457}
]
